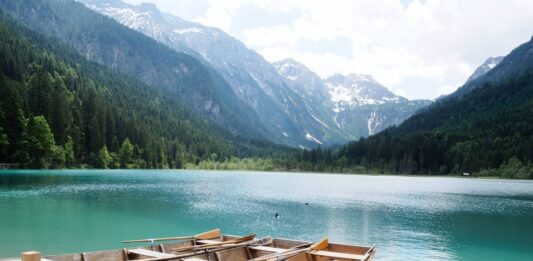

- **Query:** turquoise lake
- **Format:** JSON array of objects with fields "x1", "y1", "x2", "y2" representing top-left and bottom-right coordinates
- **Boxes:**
[{"x1": 0, "y1": 170, "x2": 532, "y2": 260}]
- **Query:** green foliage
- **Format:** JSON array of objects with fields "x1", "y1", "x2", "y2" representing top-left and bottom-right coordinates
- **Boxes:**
[
  {"x1": 0, "y1": 107, "x2": 8, "y2": 154},
  {"x1": 0, "y1": 9, "x2": 293, "y2": 169},
  {"x1": 0, "y1": 0, "x2": 268, "y2": 144},
  {"x1": 119, "y1": 139, "x2": 134, "y2": 168},
  {"x1": 64, "y1": 136, "x2": 76, "y2": 168},
  {"x1": 95, "y1": 146, "x2": 112, "y2": 169},
  {"x1": 22, "y1": 116, "x2": 55, "y2": 168},
  {"x1": 187, "y1": 157, "x2": 277, "y2": 171},
  {"x1": 477, "y1": 157, "x2": 533, "y2": 179},
  {"x1": 277, "y1": 67, "x2": 533, "y2": 179},
  {"x1": 332, "y1": 70, "x2": 533, "y2": 177},
  {"x1": 50, "y1": 145, "x2": 66, "y2": 169}
]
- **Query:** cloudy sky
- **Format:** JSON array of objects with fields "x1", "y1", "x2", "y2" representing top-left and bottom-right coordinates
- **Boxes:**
[{"x1": 122, "y1": 0, "x2": 533, "y2": 99}]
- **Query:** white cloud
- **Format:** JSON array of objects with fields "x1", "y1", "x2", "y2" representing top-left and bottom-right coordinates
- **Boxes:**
[
  {"x1": 195, "y1": 0, "x2": 244, "y2": 32},
  {"x1": 437, "y1": 84, "x2": 460, "y2": 97},
  {"x1": 393, "y1": 88, "x2": 408, "y2": 99},
  {"x1": 127, "y1": 0, "x2": 533, "y2": 99}
]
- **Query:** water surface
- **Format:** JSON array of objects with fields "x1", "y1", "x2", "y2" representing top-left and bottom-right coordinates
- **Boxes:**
[{"x1": 0, "y1": 170, "x2": 532, "y2": 260}]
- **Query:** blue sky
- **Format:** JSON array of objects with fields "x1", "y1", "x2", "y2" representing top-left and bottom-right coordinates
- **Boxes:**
[{"x1": 123, "y1": 0, "x2": 533, "y2": 99}]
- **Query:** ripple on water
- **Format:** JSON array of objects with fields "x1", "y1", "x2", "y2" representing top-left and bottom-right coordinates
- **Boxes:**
[{"x1": 1, "y1": 170, "x2": 533, "y2": 260}]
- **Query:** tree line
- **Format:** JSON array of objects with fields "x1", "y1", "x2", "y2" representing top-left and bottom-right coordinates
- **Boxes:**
[
  {"x1": 0, "y1": 10, "x2": 291, "y2": 169},
  {"x1": 277, "y1": 69, "x2": 533, "y2": 179}
]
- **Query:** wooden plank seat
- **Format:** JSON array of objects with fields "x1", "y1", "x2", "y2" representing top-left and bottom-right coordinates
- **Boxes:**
[
  {"x1": 249, "y1": 246, "x2": 287, "y2": 253},
  {"x1": 195, "y1": 239, "x2": 221, "y2": 244},
  {"x1": 128, "y1": 248, "x2": 178, "y2": 259},
  {"x1": 309, "y1": 250, "x2": 367, "y2": 260}
]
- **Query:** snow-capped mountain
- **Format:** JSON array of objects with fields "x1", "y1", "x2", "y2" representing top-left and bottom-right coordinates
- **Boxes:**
[
  {"x1": 80, "y1": 0, "x2": 349, "y2": 147},
  {"x1": 80, "y1": 0, "x2": 431, "y2": 145},
  {"x1": 273, "y1": 59, "x2": 348, "y2": 143},
  {"x1": 275, "y1": 59, "x2": 432, "y2": 137},
  {"x1": 324, "y1": 74, "x2": 403, "y2": 109},
  {"x1": 465, "y1": 56, "x2": 504, "y2": 84},
  {"x1": 274, "y1": 59, "x2": 326, "y2": 97}
]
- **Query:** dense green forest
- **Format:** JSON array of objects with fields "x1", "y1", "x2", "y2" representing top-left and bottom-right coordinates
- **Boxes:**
[
  {"x1": 275, "y1": 68, "x2": 533, "y2": 178},
  {"x1": 0, "y1": 10, "x2": 291, "y2": 169},
  {"x1": 0, "y1": 0, "x2": 270, "y2": 141}
]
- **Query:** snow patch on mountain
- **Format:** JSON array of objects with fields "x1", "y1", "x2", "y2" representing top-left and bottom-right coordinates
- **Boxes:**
[
  {"x1": 305, "y1": 133, "x2": 323, "y2": 145},
  {"x1": 324, "y1": 74, "x2": 403, "y2": 109},
  {"x1": 80, "y1": 0, "x2": 432, "y2": 146},
  {"x1": 311, "y1": 113, "x2": 330, "y2": 129},
  {"x1": 465, "y1": 56, "x2": 504, "y2": 83},
  {"x1": 367, "y1": 111, "x2": 379, "y2": 135},
  {"x1": 173, "y1": 27, "x2": 203, "y2": 35},
  {"x1": 274, "y1": 58, "x2": 431, "y2": 139}
]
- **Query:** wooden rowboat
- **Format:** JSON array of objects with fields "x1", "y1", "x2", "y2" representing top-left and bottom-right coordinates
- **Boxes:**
[{"x1": 4, "y1": 229, "x2": 375, "y2": 261}]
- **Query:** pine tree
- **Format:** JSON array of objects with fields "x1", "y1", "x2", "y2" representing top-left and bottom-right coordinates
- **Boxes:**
[
  {"x1": 28, "y1": 64, "x2": 53, "y2": 117},
  {"x1": 0, "y1": 107, "x2": 9, "y2": 158},
  {"x1": 23, "y1": 116, "x2": 56, "y2": 168},
  {"x1": 64, "y1": 136, "x2": 76, "y2": 167},
  {"x1": 96, "y1": 145, "x2": 112, "y2": 169},
  {"x1": 48, "y1": 74, "x2": 73, "y2": 145},
  {"x1": 119, "y1": 138, "x2": 134, "y2": 168}
]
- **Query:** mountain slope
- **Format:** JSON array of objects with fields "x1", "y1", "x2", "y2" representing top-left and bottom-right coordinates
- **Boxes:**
[
  {"x1": 333, "y1": 36, "x2": 533, "y2": 175},
  {"x1": 465, "y1": 56, "x2": 504, "y2": 84},
  {"x1": 0, "y1": 8, "x2": 260, "y2": 168},
  {"x1": 323, "y1": 73, "x2": 431, "y2": 136},
  {"x1": 0, "y1": 0, "x2": 270, "y2": 141},
  {"x1": 272, "y1": 59, "x2": 349, "y2": 144},
  {"x1": 453, "y1": 36, "x2": 533, "y2": 98},
  {"x1": 79, "y1": 0, "x2": 346, "y2": 147},
  {"x1": 274, "y1": 59, "x2": 432, "y2": 138}
]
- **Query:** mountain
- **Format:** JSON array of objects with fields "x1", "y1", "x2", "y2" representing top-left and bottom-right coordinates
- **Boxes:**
[
  {"x1": 465, "y1": 56, "x2": 504, "y2": 84},
  {"x1": 1, "y1": 0, "x2": 432, "y2": 148},
  {"x1": 324, "y1": 74, "x2": 400, "y2": 107},
  {"x1": 272, "y1": 59, "x2": 348, "y2": 143},
  {"x1": 0, "y1": 0, "x2": 273, "y2": 144},
  {"x1": 0, "y1": 8, "x2": 291, "y2": 169},
  {"x1": 274, "y1": 59, "x2": 432, "y2": 137},
  {"x1": 453, "y1": 37, "x2": 533, "y2": 98},
  {"x1": 318, "y1": 36, "x2": 533, "y2": 176},
  {"x1": 79, "y1": 0, "x2": 347, "y2": 147},
  {"x1": 324, "y1": 73, "x2": 432, "y2": 136}
]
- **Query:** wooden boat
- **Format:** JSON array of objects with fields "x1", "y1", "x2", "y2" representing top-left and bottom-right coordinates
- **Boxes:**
[{"x1": 5, "y1": 229, "x2": 375, "y2": 261}]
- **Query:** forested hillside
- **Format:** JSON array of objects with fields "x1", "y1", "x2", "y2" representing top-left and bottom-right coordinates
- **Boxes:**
[
  {"x1": 0, "y1": 0, "x2": 269, "y2": 142},
  {"x1": 280, "y1": 39, "x2": 533, "y2": 178},
  {"x1": 0, "y1": 10, "x2": 290, "y2": 169},
  {"x1": 333, "y1": 71, "x2": 533, "y2": 177}
]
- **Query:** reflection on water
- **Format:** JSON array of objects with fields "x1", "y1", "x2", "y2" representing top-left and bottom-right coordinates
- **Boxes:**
[{"x1": 1, "y1": 170, "x2": 532, "y2": 260}]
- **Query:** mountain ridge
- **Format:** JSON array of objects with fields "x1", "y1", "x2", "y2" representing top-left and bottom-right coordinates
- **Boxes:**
[
  {"x1": 79, "y1": 0, "x2": 432, "y2": 146},
  {"x1": 0, "y1": 7, "x2": 293, "y2": 168},
  {"x1": 274, "y1": 58, "x2": 432, "y2": 137},
  {"x1": 80, "y1": 0, "x2": 339, "y2": 147},
  {"x1": 0, "y1": 0, "x2": 277, "y2": 143},
  {"x1": 326, "y1": 35, "x2": 533, "y2": 175}
]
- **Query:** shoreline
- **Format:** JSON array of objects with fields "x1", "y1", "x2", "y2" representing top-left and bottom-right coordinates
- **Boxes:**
[{"x1": 0, "y1": 168, "x2": 527, "y2": 181}]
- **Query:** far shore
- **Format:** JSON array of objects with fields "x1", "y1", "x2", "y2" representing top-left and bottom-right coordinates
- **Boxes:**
[{"x1": 0, "y1": 167, "x2": 527, "y2": 180}]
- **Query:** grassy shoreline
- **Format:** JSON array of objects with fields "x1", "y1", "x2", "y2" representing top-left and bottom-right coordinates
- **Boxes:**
[{"x1": 0, "y1": 167, "x2": 525, "y2": 181}]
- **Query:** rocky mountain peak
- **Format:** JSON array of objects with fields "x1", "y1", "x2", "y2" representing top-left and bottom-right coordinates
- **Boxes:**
[
  {"x1": 465, "y1": 56, "x2": 504, "y2": 83},
  {"x1": 274, "y1": 58, "x2": 319, "y2": 82},
  {"x1": 79, "y1": 0, "x2": 432, "y2": 145},
  {"x1": 324, "y1": 73, "x2": 402, "y2": 108},
  {"x1": 346, "y1": 73, "x2": 377, "y2": 84}
]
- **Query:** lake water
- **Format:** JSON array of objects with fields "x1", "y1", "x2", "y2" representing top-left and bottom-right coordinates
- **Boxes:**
[{"x1": 0, "y1": 170, "x2": 532, "y2": 260}]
